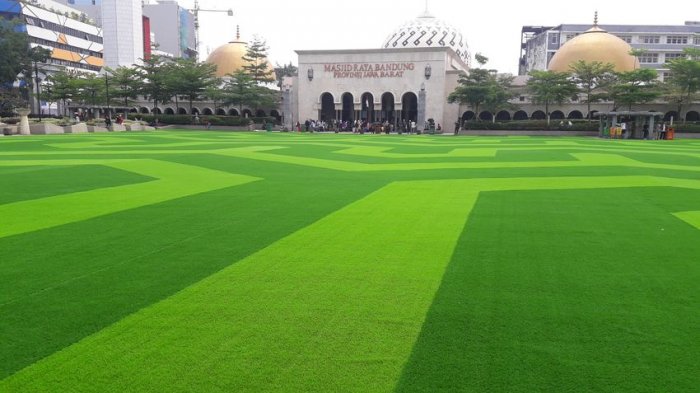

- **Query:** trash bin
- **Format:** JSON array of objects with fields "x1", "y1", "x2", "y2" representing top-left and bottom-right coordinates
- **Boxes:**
[
  {"x1": 265, "y1": 122, "x2": 272, "y2": 132},
  {"x1": 667, "y1": 127, "x2": 675, "y2": 140}
]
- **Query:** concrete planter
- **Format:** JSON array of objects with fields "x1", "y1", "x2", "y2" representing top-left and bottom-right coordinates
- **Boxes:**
[
  {"x1": 16, "y1": 108, "x2": 31, "y2": 135},
  {"x1": 126, "y1": 123, "x2": 143, "y2": 131},
  {"x1": 30, "y1": 123, "x2": 65, "y2": 135},
  {"x1": 109, "y1": 124, "x2": 127, "y2": 132},
  {"x1": 88, "y1": 126, "x2": 109, "y2": 133},
  {"x1": 65, "y1": 123, "x2": 89, "y2": 133}
]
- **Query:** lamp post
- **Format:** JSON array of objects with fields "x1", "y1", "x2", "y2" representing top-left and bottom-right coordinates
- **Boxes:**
[
  {"x1": 33, "y1": 62, "x2": 42, "y2": 122},
  {"x1": 104, "y1": 74, "x2": 111, "y2": 119},
  {"x1": 190, "y1": 0, "x2": 233, "y2": 60},
  {"x1": 417, "y1": 83, "x2": 426, "y2": 133}
]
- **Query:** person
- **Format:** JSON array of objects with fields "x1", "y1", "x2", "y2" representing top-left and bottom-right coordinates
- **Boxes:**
[
  {"x1": 567, "y1": 120, "x2": 573, "y2": 128},
  {"x1": 104, "y1": 115, "x2": 112, "y2": 127},
  {"x1": 115, "y1": 114, "x2": 123, "y2": 125},
  {"x1": 205, "y1": 119, "x2": 211, "y2": 130},
  {"x1": 660, "y1": 122, "x2": 667, "y2": 140},
  {"x1": 620, "y1": 122, "x2": 627, "y2": 138},
  {"x1": 194, "y1": 114, "x2": 200, "y2": 124},
  {"x1": 437, "y1": 123, "x2": 442, "y2": 131}
]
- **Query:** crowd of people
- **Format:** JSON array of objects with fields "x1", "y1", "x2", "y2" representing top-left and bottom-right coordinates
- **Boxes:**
[{"x1": 297, "y1": 119, "x2": 440, "y2": 134}]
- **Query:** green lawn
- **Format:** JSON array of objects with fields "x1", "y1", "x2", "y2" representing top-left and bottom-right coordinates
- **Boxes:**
[{"x1": 1, "y1": 131, "x2": 698, "y2": 392}]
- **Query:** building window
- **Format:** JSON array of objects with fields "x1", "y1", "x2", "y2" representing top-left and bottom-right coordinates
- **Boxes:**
[
  {"x1": 641, "y1": 35, "x2": 660, "y2": 44},
  {"x1": 638, "y1": 53, "x2": 659, "y2": 63},
  {"x1": 665, "y1": 53, "x2": 685, "y2": 62},
  {"x1": 667, "y1": 35, "x2": 688, "y2": 44},
  {"x1": 663, "y1": 72, "x2": 673, "y2": 81},
  {"x1": 519, "y1": 96, "x2": 525, "y2": 102},
  {"x1": 693, "y1": 37, "x2": 700, "y2": 45},
  {"x1": 565, "y1": 34, "x2": 576, "y2": 41},
  {"x1": 617, "y1": 35, "x2": 631, "y2": 43},
  {"x1": 549, "y1": 34, "x2": 558, "y2": 44}
]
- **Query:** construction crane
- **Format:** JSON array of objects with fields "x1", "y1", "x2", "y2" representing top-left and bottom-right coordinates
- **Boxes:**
[{"x1": 190, "y1": 0, "x2": 233, "y2": 60}]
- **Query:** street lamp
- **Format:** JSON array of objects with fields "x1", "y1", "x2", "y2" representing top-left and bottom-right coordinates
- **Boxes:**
[
  {"x1": 307, "y1": 68, "x2": 314, "y2": 81},
  {"x1": 190, "y1": 0, "x2": 233, "y2": 60},
  {"x1": 424, "y1": 64, "x2": 432, "y2": 80}
]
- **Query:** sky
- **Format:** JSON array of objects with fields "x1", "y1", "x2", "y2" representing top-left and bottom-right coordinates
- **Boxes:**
[{"x1": 175, "y1": 0, "x2": 700, "y2": 74}]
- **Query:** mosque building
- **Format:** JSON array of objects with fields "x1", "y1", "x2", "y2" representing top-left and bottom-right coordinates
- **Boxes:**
[{"x1": 289, "y1": 8, "x2": 471, "y2": 131}]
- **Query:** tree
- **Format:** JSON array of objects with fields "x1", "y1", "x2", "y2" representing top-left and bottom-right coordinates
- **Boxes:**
[
  {"x1": 0, "y1": 18, "x2": 29, "y2": 86},
  {"x1": 274, "y1": 62, "x2": 297, "y2": 90},
  {"x1": 526, "y1": 70, "x2": 578, "y2": 126},
  {"x1": 664, "y1": 48, "x2": 700, "y2": 123},
  {"x1": 608, "y1": 68, "x2": 661, "y2": 112},
  {"x1": 242, "y1": 36, "x2": 275, "y2": 84},
  {"x1": 23, "y1": 46, "x2": 51, "y2": 119},
  {"x1": 569, "y1": 60, "x2": 615, "y2": 122},
  {"x1": 74, "y1": 73, "x2": 105, "y2": 119},
  {"x1": 137, "y1": 56, "x2": 171, "y2": 111},
  {"x1": 169, "y1": 58, "x2": 220, "y2": 114},
  {"x1": 44, "y1": 70, "x2": 80, "y2": 117},
  {"x1": 447, "y1": 54, "x2": 493, "y2": 121},
  {"x1": 482, "y1": 74, "x2": 517, "y2": 123},
  {"x1": 106, "y1": 66, "x2": 141, "y2": 112},
  {"x1": 222, "y1": 69, "x2": 257, "y2": 115}
]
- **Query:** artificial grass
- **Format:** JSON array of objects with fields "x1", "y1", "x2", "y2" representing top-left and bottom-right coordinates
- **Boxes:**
[{"x1": 1, "y1": 131, "x2": 698, "y2": 391}]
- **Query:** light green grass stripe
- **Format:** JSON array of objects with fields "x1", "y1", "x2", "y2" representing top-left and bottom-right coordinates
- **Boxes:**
[
  {"x1": 674, "y1": 211, "x2": 700, "y2": 229},
  {"x1": 0, "y1": 159, "x2": 260, "y2": 238},
  {"x1": 335, "y1": 146, "x2": 497, "y2": 158},
  {"x1": 0, "y1": 180, "x2": 477, "y2": 393}
]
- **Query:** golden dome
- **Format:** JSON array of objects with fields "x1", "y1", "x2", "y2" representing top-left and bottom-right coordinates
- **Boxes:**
[
  {"x1": 548, "y1": 26, "x2": 640, "y2": 72},
  {"x1": 205, "y1": 29, "x2": 276, "y2": 79},
  {"x1": 206, "y1": 38, "x2": 249, "y2": 78}
]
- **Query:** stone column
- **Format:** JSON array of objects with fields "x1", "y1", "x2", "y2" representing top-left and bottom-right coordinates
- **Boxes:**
[{"x1": 17, "y1": 108, "x2": 31, "y2": 135}]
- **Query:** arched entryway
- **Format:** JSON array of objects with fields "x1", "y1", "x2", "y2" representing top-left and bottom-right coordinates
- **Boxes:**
[
  {"x1": 664, "y1": 111, "x2": 679, "y2": 122},
  {"x1": 270, "y1": 110, "x2": 281, "y2": 122},
  {"x1": 216, "y1": 108, "x2": 226, "y2": 116},
  {"x1": 531, "y1": 110, "x2": 546, "y2": 120},
  {"x1": 255, "y1": 109, "x2": 266, "y2": 118},
  {"x1": 550, "y1": 110, "x2": 565, "y2": 120},
  {"x1": 164, "y1": 107, "x2": 175, "y2": 115},
  {"x1": 242, "y1": 109, "x2": 253, "y2": 118},
  {"x1": 568, "y1": 110, "x2": 584, "y2": 119},
  {"x1": 341, "y1": 93, "x2": 354, "y2": 122},
  {"x1": 479, "y1": 111, "x2": 493, "y2": 121},
  {"x1": 513, "y1": 110, "x2": 528, "y2": 120},
  {"x1": 178, "y1": 108, "x2": 187, "y2": 115},
  {"x1": 462, "y1": 111, "x2": 475, "y2": 122},
  {"x1": 202, "y1": 108, "x2": 214, "y2": 115},
  {"x1": 686, "y1": 111, "x2": 699, "y2": 121},
  {"x1": 496, "y1": 111, "x2": 511, "y2": 121},
  {"x1": 401, "y1": 92, "x2": 418, "y2": 123},
  {"x1": 380, "y1": 92, "x2": 395, "y2": 123},
  {"x1": 228, "y1": 109, "x2": 239, "y2": 116},
  {"x1": 320, "y1": 92, "x2": 335, "y2": 121}
]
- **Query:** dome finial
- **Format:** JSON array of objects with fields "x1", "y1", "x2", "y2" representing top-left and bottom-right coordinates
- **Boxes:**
[
  {"x1": 418, "y1": 0, "x2": 434, "y2": 18},
  {"x1": 236, "y1": 25, "x2": 240, "y2": 41},
  {"x1": 594, "y1": 11, "x2": 598, "y2": 27}
]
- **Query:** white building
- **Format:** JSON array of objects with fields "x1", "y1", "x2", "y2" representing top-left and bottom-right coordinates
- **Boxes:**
[
  {"x1": 291, "y1": 10, "x2": 471, "y2": 131},
  {"x1": 101, "y1": 0, "x2": 142, "y2": 68}
]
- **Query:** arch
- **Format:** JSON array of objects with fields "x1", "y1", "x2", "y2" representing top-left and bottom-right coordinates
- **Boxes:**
[
  {"x1": 242, "y1": 109, "x2": 253, "y2": 118},
  {"x1": 685, "y1": 111, "x2": 700, "y2": 121},
  {"x1": 255, "y1": 109, "x2": 266, "y2": 118},
  {"x1": 270, "y1": 109, "x2": 281, "y2": 122},
  {"x1": 550, "y1": 110, "x2": 565, "y2": 120},
  {"x1": 164, "y1": 107, "x2": 175, "y2": 115},
  {"x1": 401, "y1": 92, "x2": 418, "y2": 123},
  {"x1": 568, "y1": 110, "x2": 584, "y2": 119},
  {"x1": 496, "y1": 111, "x2": 511, "y2": 121},
  {"x1": 381, "y1": 92, "x2": 395, "y2": 123},
  {"x1": 320, "y1": 92, "x2": 335, "y2": 121},
  {"x1": 479, "y1": 111, "x2": 493, "y2": 121},
  {"x1": 360, "y1": 92, "x2": 375, "y2": 123},
  {"x1": 202, "y1": 108, "x2": 214, "y2": 115},
  {"x1": 178, "y1": 107, "x2": 187, "y2": 115},
  {"x1": 216, "y1": 108, "x2": 226, "y2": 116},
  {"x1": 228, "y1": 108, "x2": 239, "y2": 116},
  {"x1": 129, "y1": 107, "x2": 138, "y2": 113},
  {"x1": 531, "y1": 110, "x2": 546, "y2": 120},
  {"x1": 191, "y1": 108, "x2": 200, "y2": 115},
  {"x1": 152, "y1": 107, "x2": 162, "y2": 115},
  {"x1": 341, "y1": 92, "x2": 354, "y2": 122},
  {"x1": 139, "y1": 107, "x2": 150, "y2": 114},
  {"x1": 513, "y1": 110, "x2": 528, "y2": 120},
  {"x1": 461, "y1": 111, "x2": 475, "y2": 122},
  {"x1": 664, "y1": 111, "x2": 679, "y2": 122}
]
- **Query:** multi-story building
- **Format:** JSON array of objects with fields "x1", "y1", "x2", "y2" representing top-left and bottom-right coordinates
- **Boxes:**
[
  {"x1": 520, "y1": 21, "x2": 700, "y2": 80},
  {"x1": 142, "y1": 0, "x2": 196, "y2": 60},
  {"x1": 0, "y1": 0, "x2": 104, "y2": 73},
  {"x1": 101, "y1": 0, "x2": 143, "y2": 68}
]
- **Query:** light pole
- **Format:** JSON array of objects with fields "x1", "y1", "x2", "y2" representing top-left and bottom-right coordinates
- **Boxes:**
[
  {"x1": 104, "y1": 74, "x2": 111, "y2": 119},
  {"x1": 417, "y1": 83, "x2": 426, "y2": 133},
  {"x1": 190, "y1": 0, "x2": 233, "y2": 60}
]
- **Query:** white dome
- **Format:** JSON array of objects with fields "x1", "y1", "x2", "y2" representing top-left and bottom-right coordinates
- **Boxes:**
[{"x1": 382, "y1": 11, "x2": 470, "y2": 66}]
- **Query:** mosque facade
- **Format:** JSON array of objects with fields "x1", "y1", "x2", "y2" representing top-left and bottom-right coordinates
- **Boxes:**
[{"x1": 288, "y1": 10, "x2": 471, "y2": 131}]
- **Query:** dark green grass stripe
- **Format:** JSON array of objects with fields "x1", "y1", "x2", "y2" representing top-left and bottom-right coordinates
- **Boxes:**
[
  {"x1": 395, "y1": 188, "x2": 700, "y2": 392},
  {"x1": 0, "y1": 180, "x2": 474, "y2": 392}
]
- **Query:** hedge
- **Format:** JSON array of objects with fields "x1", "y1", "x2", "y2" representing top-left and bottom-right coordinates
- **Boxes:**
[{"x1": 126, "y1": 114, "x2": 277, "y2": 126}]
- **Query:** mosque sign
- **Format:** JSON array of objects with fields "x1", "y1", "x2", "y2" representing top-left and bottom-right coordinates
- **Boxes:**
[{"x1": 324, "y1": 63, "x2": 415, "y2": 79}]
